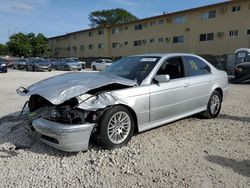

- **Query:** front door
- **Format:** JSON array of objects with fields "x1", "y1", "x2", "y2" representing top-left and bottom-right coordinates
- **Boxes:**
[{"x1": 150, "y1": 57, "x2": 190, "y2": 123}]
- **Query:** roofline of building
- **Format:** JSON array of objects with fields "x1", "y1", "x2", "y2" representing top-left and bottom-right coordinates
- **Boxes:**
[{"x1": 48, "y1": 0, "x2": 245, "y2": 39}]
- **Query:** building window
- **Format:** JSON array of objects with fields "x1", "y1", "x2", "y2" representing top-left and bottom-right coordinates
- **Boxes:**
[
  {"x1": 247, "y1": 29, "x2": 250, "y2": 35},
  {"x1": 173, "y1": 36, "x2": 184, "y2": 43},
  {"x1": 88, "y1": 32, "x2": 93, "y2": 37},
  {"x1": 112, "y1": 28, "x2": 119, "y2": 34},
  {"x1": 173, "y1": 16, "x2": 186, "y2": 24},
  {"x1": 125, "y1": 26, "x2": 129, "y2": 30},
  {"x1": 143, "y1": 23, "x2": 148, "y2": 27},
  {"x1": 150, "y1": 21, "x2": 155, "y2": 26},
  {"x1": 165, "y1": 37, "x2": 171, "y2": 42},
  {"x1": 150, "y1": 39, "x2": 155, "y2": 43},
  {"x1": 72, "y1": 46, "x2": 77, "y2": 51},
  {"x1": 159, "y1": 38, "x2": 164, "y2": 43},
  {"x1": 98, "y1": 30, "x2": 104, "y2": 35},
  {"x1": 200, "y1": 33, "x2": 214, "y2": 41},
  {"x1": 124, "y1": 41, "x2": 128, "y2": 46},
  {"x1": 98, "y1": 43, "x2": 104, "y2": 49},
  {"x1": 88, "y1": 44, "x2": 94, "y2": 50},
  {"x1": 159, "y1": 19, "x2": 164, "y2": 24},
  {"x1": 232, "y1": 5, "x2": 241, "y2": 12},
  {"x1": 201, "y1": 10, "x2": 216, "y2": 20},
  {"x1": 80, "y1": 45, "x2": 84, "y2": 50},
  {"x1": 229, "y1": 30, "x2": 238, "y2": 37},
  {"x1": 134, "y1": 40, "x2": 142, "y2": 46},
  {"x1": 67, "y1": 47, "x2": 70, "y2": 51},
  {"x1": 112, "y1": 43, "x2": 120, "y2": 48},
  {"x1": 135, "y1": 24, "x2": 143, "y2": 30}
]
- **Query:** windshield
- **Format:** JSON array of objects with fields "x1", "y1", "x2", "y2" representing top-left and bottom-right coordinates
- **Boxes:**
[
  {"x1": 104, "y1": 60, "x2": 112, "y2": 63},
  {"x1": 244, "y1": 56, "x2": 250, "y2": 62},
  {"x1": 102, "y1": 56, "x2": 161, "y2": 84},
  {"x1": 33, "y1": 59, "x2": 49, "y2": 63},
  {"x1": 66, "y1": 59, "x2": 78, "y2": 63}
]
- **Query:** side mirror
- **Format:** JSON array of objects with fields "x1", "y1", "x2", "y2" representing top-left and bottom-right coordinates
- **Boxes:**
[{"x1": 154, "y1": 75, "x2": 170, "y2": 83}]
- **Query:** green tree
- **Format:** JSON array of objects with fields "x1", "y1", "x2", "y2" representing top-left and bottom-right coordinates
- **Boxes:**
[
  {"x1": 31, "y1": 33, "x2": 48, "y2": 57},
  {"x1": 6, "y1": 32, "x2": 48, "y2": 57},
  {"x1": 88, "y1": 8, "x2": 138, "y2": 28},
  {"x1": 0, "y1": 44, "x2": 7, "y2": 55}
]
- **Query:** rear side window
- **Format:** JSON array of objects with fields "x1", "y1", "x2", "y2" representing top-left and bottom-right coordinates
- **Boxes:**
[{"x1": 184, "y1": 56, "x2": 211, "y2": 77}]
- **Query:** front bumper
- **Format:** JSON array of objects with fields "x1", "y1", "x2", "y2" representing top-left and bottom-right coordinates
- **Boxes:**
[
  {"x1": 30, "y1": 118, "x2": 95, "y2": 152},
  {"x1": 68, "y1": 66, "x2": 81, "y2": 70},
  {"x1": 35, "y1": 66, "x2": 52, "y2": 71}
]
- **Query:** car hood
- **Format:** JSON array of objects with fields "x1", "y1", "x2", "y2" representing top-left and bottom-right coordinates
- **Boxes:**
[{"x1": 17, "y1": 72, "x2": 137, "y2": 105}]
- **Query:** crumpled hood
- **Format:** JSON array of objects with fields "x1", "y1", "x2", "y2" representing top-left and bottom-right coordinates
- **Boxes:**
[{"x1": 17, "y1": 72, "x2": 137, "y2": 105}]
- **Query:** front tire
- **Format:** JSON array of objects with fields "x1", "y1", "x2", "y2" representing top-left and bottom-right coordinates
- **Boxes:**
[
  {"x1": 93, "y1": 65, "x2": 96, "y2": 71},
  {"x1": 97, "y1": 106, "x2": 135, "y2": 149},
  {"x1": 202, "y1": 90, "x2": 222, "y2": 119}
]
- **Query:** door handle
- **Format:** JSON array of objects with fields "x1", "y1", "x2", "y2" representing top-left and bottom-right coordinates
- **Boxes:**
[{"x1": 183, "y1": 83, "x2": 189, "y2": 87}]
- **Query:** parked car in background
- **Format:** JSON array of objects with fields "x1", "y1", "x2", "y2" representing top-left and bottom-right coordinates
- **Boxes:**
[
  {"x1": 91, "y1": 59, "x2": 112, "y2": 71},
  {"x1": 12, "y1": 58, "x2": 28, "y2": 70},
  {"x1": 0, "y1": 58, "x2": 7, "y2": 73},
  {"x1": 66, "y1": 58, "x2": 86, "y2": 69},
  {"x1": 54, "y1": 58, "x2": 82, "y2": 71},
  {"x1": 234, "y1": 55, "x2": 250, "y2": 82},
  {"x1": 26, "y1": 58, "x2": 52, "y2": 72},
  {"x1": 17, "y1": 53, "x2": 228, "y2": 152}
]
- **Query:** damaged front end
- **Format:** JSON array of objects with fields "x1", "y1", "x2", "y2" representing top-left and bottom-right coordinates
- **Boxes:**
[
  {"x1": 15, "y1": 72, "x2": 137, "y2": 152},
  {"x1": 14, "y1": 95, "x2": 96, "y2": 152}
]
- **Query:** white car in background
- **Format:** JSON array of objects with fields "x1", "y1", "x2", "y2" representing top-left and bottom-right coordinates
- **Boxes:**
[
  {"x1": 91, "y1": 59, "x2": 112, "y2": 71},
  {"x1": 66, "y1": 58, "x2": 86, "y2": 69}
]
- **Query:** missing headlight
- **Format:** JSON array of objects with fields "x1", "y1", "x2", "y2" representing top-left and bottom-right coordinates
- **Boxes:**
[{"x1": 46, "y1": 106, "x2": 89, "y2": 124}]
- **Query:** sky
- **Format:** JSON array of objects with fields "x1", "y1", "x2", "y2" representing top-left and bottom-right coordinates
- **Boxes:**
[{"x1": 0, "y1": 0, "x2": 227, "y2": 44}]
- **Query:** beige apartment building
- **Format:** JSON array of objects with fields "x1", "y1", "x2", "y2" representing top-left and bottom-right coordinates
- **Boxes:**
[{"x1": 48, "y1": 0, "x2": 250, "y2": 58}]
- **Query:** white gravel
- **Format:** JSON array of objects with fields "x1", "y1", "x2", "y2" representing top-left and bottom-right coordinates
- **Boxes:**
[{"x1": 0, "y1": 70, "x2": 249, "y2": 188}]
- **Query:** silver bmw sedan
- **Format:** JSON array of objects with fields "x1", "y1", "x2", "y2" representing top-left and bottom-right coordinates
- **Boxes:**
[{"x1": 17, "y1": 53, "x2": 229, "y2": 152}]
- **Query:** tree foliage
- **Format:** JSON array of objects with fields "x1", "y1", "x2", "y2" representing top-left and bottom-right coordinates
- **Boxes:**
[
  {"x1": 88, "y1": 8, "x2": 138, "y2": 28},
  {"x1": 0, "y1": 44, "x2": 7, "y2": 55},
  {"x1": 6, "y1": 32, "x2": 48, "y2": 57}
]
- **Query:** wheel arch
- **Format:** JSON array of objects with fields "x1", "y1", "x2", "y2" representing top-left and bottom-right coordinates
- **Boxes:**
[
  {"x1": 115, "y1": 104, "x2": 139, "y2": 134},
  {"x1": 214, "y1": 87, "x2": 223, "y2": 101}
]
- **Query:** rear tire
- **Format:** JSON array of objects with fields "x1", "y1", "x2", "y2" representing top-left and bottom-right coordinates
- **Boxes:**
[
  {"x1": 202, "y1": 90, "x2": 222, "y2": 119},
  {"x1": 96, "y1": 106, "x2": 135, "y2": 149},
  {"x1": 93, "y1": 65, "x2": 96, "y2": 71}
]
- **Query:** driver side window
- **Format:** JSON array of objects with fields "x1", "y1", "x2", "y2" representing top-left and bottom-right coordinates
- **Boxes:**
[{"x1": 157, "y1": 57, "x2": 184, "y2": 79}]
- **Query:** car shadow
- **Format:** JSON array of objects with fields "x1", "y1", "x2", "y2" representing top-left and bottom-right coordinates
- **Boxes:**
[
  {"x1": 218, "y1": 114, "x2": 250, "y2": 123},
  {"x1": 205, "y1": 155, "x2": 250, "y2": 177}
]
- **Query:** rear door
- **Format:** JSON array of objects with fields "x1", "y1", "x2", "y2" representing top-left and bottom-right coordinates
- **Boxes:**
[
  {"x1": 183, "y1": 56, "x2": 213, "y2": 111},
  {"x1": 150, "y1": 56, "x2": 190, "y2": 122}
]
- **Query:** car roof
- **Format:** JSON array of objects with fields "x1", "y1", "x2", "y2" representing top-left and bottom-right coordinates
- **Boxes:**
[
  {"x1": 235, "y1": 48, "x2": 250, "y2": 53},
  {"x1": 130, "y1": 53, "x2": 200, "y2": 58}
]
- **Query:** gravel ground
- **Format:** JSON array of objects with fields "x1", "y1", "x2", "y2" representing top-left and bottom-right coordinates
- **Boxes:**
[{"x1": 0, "y1": 70, "x2": 249, "y2": 188}]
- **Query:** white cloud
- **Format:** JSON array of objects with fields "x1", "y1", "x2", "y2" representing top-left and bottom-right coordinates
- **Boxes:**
[
  {"x1": 0, "y1": 0, "x2": 49, "y2": 13},
  {"x1": 11, "y1": 3, "x2": 33, "y2": 11}
]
